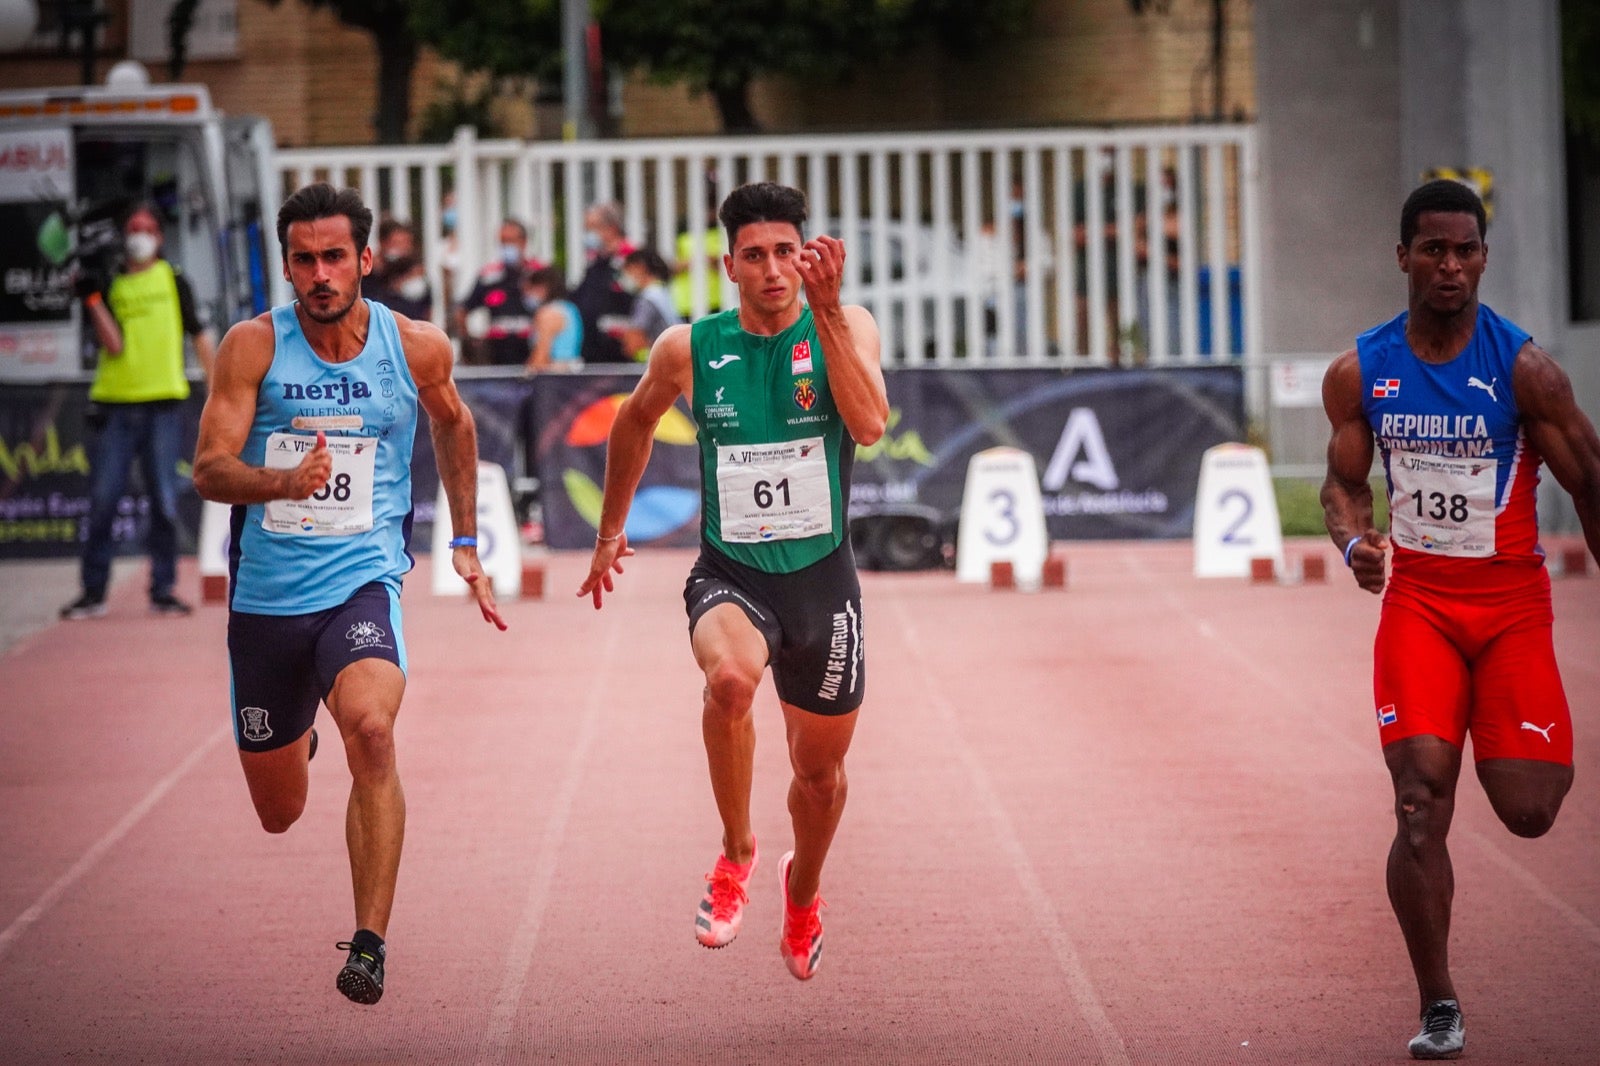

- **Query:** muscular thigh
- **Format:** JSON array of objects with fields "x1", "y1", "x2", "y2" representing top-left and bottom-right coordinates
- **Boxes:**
[
  {"x1": 1374, "y1": 596, "x2": 1469, "y2": 750},
  {"x1": 765, "y1": 551, "x2": 865, "y2": 717},
  {"x1": 1468, "y1": 611, "x2": 1571, "y2": 764}
]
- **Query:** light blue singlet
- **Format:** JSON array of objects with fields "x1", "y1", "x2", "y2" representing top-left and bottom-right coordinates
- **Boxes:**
[{"x1": 229, "y1": 300, "x2": 419, "y2": 614}]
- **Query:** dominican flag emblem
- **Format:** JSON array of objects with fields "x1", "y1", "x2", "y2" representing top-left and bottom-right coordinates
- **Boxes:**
[
  {"x1": 1377, "y1": 704, "x2": 1398, "y2": 727},
  {"x1": 1372, "y1": 378, "x2": 1401, "y2": 398},
  {"x1": 791, "y1": 341, "x2": 813, "y2": 374}
]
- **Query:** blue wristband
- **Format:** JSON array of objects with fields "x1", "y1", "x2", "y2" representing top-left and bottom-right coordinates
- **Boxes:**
[
  {"x1": 1343, "y1": 536, "x2": 1361, "y2": 567},
  {"x1": 449, "y1": 536, "x2": 477, "y2": 549}
]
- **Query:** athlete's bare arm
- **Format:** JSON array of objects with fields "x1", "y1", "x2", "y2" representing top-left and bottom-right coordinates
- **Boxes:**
[
  {"x1": 1513, "y1": 342, "x2": 1600, "y2": 564},
  {"x1": 1321, "y1": 348, "x2": 1389, "y2": 594},
  {"x1": 403, "y1": 316, "x2": 506, "y2": 631},
  {"x1": 193, "y1": 315, "x2": 332, "y2": 504},
  {"x1": 576, "y1": 323, "x2": 694, "y2": 609},
  {"x1": 795, "y1": 235, "x2": 888, "y2": 446}
]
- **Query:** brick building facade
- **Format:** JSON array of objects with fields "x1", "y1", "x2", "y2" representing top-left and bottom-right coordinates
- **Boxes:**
[{"x1": 3, "y1": 0, "x2": 1254, "y2": 146}]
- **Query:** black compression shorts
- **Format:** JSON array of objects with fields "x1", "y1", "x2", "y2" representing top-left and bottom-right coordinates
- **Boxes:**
[{"x1": 684, "y1": 542, "x2": 865, "y2": 715}]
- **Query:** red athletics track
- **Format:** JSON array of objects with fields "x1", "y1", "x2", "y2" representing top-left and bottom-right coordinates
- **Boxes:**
[{"x1": 1, "y1": 539, "x2": 1596, "y2": 1064}]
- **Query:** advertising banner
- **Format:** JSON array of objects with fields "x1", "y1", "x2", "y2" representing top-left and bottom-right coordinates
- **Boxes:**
[
  {"x1": 531, "y1": 365, "x2": 1244, "y2": 549},
  {"x1": 0, "y1": 384, "x2": 205, "y2": 560},
  {"x1": 0, "y1": 365, "x2": 1243, "y2": 560},
  {"x1": 0, "y1": 128, "x2": 80, "y2": 381}
]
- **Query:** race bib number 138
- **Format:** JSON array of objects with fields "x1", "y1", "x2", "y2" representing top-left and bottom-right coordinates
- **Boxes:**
[
  {"x1": 1388, "y1": 449, "x2": 1496, "y2": 557},
  {"x1": 262, "y1": 431, "x2": 378, "y2": 536}
]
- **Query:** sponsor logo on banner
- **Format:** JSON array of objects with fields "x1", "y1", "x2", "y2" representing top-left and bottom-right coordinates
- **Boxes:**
[
  {"x1": 792, "y1": 341, "x2": 813, "y2": 374},
  {"x1": 793, "y1": 378, "x2": 817, "y2": 411}
]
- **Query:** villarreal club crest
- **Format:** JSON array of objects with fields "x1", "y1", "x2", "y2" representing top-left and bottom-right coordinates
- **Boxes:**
[{"x1": 792, "y1": 377, "x2": 817, "y2": 411}]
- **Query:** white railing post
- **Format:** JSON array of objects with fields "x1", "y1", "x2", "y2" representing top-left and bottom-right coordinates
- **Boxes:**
[{"x1": 452, "y1": 124, "x2": 480, "y2": 302}]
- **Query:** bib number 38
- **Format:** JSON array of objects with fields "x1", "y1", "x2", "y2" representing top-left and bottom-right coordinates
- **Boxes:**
[{"x1": 262, "y1": 431, "x2": 378, "y2": 536}]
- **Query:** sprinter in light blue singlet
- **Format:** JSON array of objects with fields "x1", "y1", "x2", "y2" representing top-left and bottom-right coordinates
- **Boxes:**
[{"x1": 194, "y1": 182, "x2": 504, "y2": 1009}]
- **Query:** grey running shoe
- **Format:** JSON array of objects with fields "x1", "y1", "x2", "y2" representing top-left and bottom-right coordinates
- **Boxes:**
[
  {"x1": 1408, "y1": 999, "x2": 1464, "y2": 1060},
  {"x1": 60, "y1": 593, "x2": 107, "y2": 620},
  {"x1": 335, "y1": 940, "x2": 385, "y2": 1005}
]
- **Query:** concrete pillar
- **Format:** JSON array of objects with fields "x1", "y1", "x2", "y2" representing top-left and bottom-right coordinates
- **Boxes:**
[{"x1": 1399, "y1": 0, "x2": 1568, "y2": 351}]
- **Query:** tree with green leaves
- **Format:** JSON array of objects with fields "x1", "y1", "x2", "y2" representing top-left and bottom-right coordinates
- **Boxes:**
[{"x1": 599, "y1": 0, "x2": 1034, "y2": 133}]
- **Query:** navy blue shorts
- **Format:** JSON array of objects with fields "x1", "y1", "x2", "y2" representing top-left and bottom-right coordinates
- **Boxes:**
[
  {"x1": 684, "y1": 543, "x2": 865, "y2": 716},
  {"x1": 227, "y1": 581, "x2": 407, "y2": 753}
]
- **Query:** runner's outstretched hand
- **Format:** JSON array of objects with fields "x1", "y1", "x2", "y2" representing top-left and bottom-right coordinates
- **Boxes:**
[
  {"x1": 453, "y1": 546, "x2": 508, "y2": 630},
  {"x1": 577, "y1": 533, "x2": 633, "y2": 610}
]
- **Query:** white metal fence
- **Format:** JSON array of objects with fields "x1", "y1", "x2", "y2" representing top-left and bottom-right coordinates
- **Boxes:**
[{"x1": 276, "y1": 123, "x2": 1259, "y2": 371}]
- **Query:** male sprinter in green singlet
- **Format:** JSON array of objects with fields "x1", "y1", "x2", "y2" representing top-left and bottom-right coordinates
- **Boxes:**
[{"x1": 579, "y1": 182, "x2": 887, "y2": 981}]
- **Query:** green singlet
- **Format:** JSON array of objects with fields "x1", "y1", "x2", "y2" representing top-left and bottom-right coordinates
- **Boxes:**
[{"x1": 690, "y1": 306, "x2": 854, "y2": 574}]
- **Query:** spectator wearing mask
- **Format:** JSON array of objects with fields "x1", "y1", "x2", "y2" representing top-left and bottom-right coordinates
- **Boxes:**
[
  {"x1": 571, "y1": 201, "x2": 636, "y2": 364},
  {"x1": 61, "y1": 204, "x2": 217, "y2": 620},
  {"x1": 619, "y1": 248, "x2": 682, "y2": 361},
  {"x1": 456, "y1": 218, "x2": 546, "y2": 366},
  {"x1": 368, "y1": 219, "x2": 433, "y2": 323},
  {"x1": 522, "y1": 266, "x2": 584, "y2": 374}
]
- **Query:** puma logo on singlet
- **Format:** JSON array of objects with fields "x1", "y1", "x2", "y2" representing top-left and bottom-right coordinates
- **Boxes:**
[
  {"x1": 709, "y1": 354, "x2": 742, "y2": 369},
  {"x1": 1467, "y1": 376, "x2": 1498, "y2": 402},
  {"x1": 1520, "y1": 721, "x2": 1555, "y2": 742}
]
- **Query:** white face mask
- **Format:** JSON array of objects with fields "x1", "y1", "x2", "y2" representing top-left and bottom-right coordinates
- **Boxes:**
[
  {"x1": 125, "y1": 232, "x2": 160, "y2": 263},
  {"x1": 398, "y1": 276, "x2": 428, "y2": 301}
]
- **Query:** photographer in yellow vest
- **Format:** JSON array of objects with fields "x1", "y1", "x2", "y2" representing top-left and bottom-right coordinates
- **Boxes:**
[{"x1": 61, "y1": 205, "x2": 217, "y2": 619}]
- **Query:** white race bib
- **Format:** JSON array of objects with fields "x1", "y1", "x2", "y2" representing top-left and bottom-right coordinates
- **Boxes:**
[
  {"x1": 262, "y1": 432, "x2": 378, "y2": 537},
  {"x1": 1388, "y1": 449, "x2": 1497, "y2": 557},
  {"x1": 716, "y1": 436, "x2": 832, "y2": 543}
]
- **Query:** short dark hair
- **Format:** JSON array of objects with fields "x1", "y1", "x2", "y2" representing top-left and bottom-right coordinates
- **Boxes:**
[
  {"x1": 623, "y1": 247, "x2": 671, "y2": 282},
  {"x1": 277, "y1": 182, "x2": 373, "y2": 260},
  {"x1": 525, "y1": 265, "x2": 568, "y2": 301},
  {"x1": 1400, "y1": 179, "x2": 1487, "y2": 248},
  {"x1": 719, "y1": 182, "x2": 807, "y2": 250}
]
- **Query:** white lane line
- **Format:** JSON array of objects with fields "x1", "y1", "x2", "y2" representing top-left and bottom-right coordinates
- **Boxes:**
[
  {"x1": 476, "y1": 616, "x2": 619, "y2": 1065},
  {"x1": 886, "y1": 595, "x2": 1131, "y2": 1066},
  {"x1": 0, "y1": 726, "x2": 231, "y2": 963},
  {"x1": 1121, "y1": 555, "x2": 1600, "y2": 950}
]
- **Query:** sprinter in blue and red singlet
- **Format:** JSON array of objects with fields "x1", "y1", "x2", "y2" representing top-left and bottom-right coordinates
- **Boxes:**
[{"x1": 1321, "y1": 179, "x2": 1600, "y2": 1060}]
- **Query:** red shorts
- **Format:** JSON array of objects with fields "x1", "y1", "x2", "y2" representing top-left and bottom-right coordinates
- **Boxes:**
[{"x1": 1373, "y1": 578, "x2": 1571, "y2": 764}]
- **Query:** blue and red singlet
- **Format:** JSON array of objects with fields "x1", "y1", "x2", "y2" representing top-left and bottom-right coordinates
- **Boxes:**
[{"x1": 1356, "y1": 304, "x2": 1570, "y2": 763}]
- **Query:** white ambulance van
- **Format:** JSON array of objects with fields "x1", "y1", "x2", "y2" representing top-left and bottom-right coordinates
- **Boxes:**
[{"x1": 0, "y1": 63, "x2": 282, "y2": 382}]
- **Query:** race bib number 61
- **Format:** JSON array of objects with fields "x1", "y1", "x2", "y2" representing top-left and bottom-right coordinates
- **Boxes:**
[
  {"x1": 262, "y1": 431, "x2": 378, "y2": 536},
  {"x1": 716, "y1": 436, "x2": 831, "y2": 543}
]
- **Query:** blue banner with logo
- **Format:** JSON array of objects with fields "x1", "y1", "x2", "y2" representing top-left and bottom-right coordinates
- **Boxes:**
[
  {"x1": 530, "y1": 365, "x2": 1244, "y2": 549},
  {"x1": 0, "y1": 365, "x2": 1242, "y2": 559}
]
